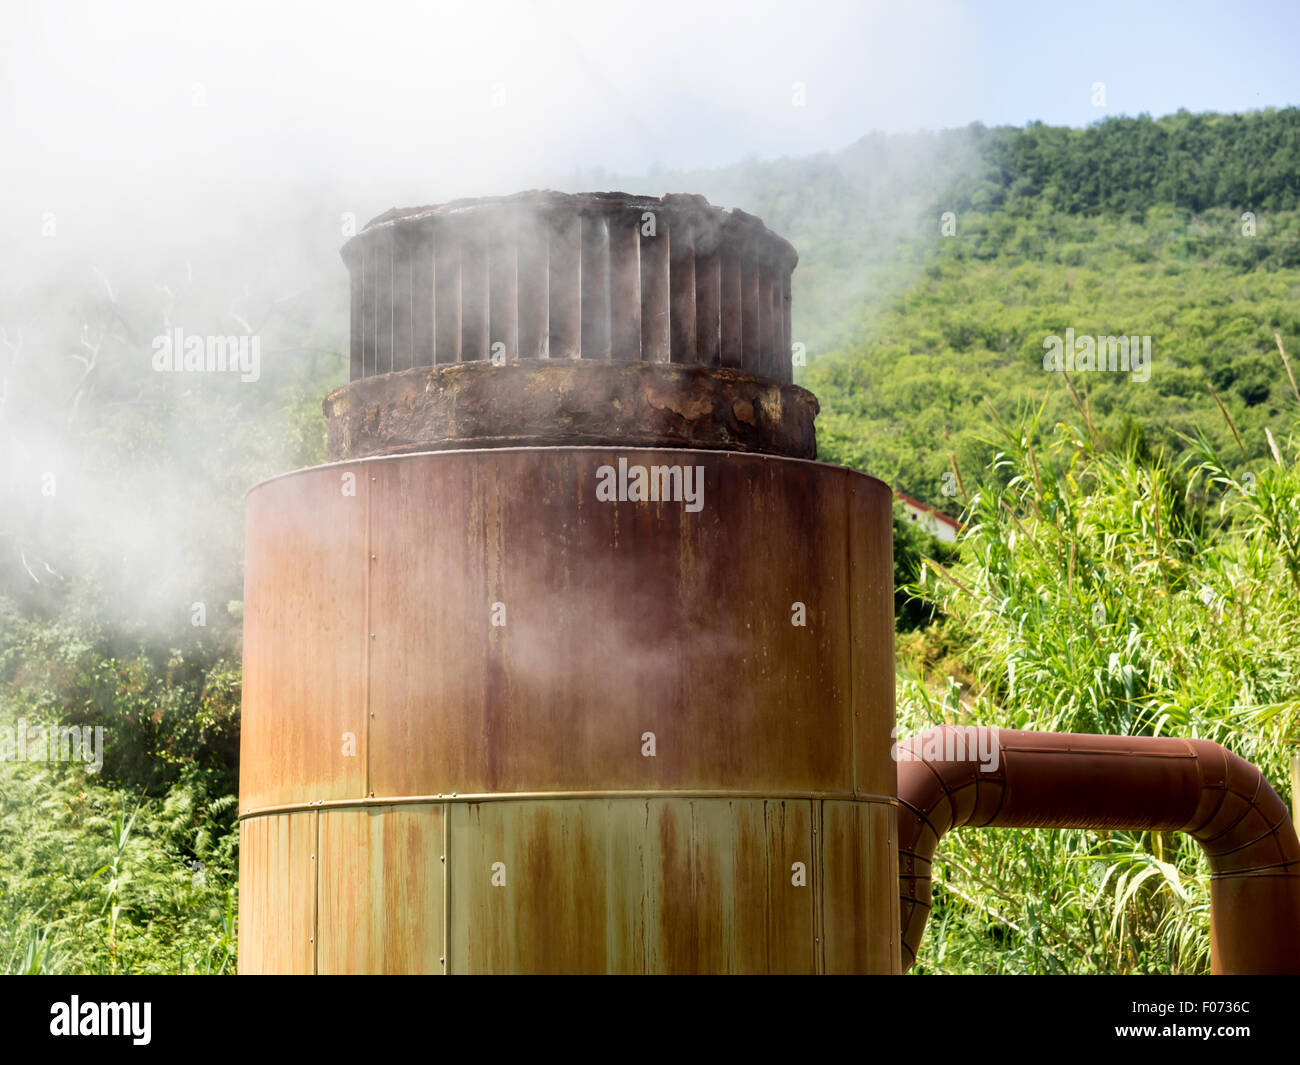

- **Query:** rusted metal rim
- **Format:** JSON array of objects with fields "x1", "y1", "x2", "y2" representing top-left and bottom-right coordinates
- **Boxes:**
[
  {"x1": 244, "y1": 443, "x2": 886, "y2": 498},
  {"x1": 239, "y1": 790, "x2": 899, "y2": 821},
  {"x1": 323, "y1": 360, "x2": 819, "y2": 461}
]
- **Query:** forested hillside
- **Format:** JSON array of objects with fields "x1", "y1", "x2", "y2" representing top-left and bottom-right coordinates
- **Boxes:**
[{"x1": 4, "y1": 108, "x2": 1299, "y2": 973}]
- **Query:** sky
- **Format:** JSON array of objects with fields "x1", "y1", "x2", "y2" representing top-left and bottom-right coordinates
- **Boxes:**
[{"x1": 0, "y1": 0, "x2": 1297, "y2": 235}]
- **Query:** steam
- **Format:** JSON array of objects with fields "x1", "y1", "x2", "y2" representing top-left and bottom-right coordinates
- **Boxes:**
[{"x1": 0, "y1": 0, "x2": 981, "y2": 637}]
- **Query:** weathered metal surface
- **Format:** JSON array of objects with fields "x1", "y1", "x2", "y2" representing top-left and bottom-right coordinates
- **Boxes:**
[
  {"x1": 239, "y1": 466, "x2": 368, "y2": 813},
  {"x1": 339, "y1": 191, "x2": 798, "y2": 384},
  {"x1": 849, "y1": 473, "x2": 897, "y2": 796},
  {"x1": 316, "y1": 805, "x2": 446, "y2": 974},
  {"x1": 240, "y1": 449, "x2": 892, "y2": 806},
  {"x1": 821, "y1": 800, "x2": 900, "y2": 974},
  {"x1": 322, "y1": 361, "x2": 820, "y2": 460},
  {"x1": 444, "y1": 798, "x2": 821, "y2": 974},
  {"x1": 237, "y1": 811, "x2": 316, "y2": 974},
  {"x1": 238, "y1": 447, "x2": 897, "y2": 973},
  {"x1": 242, "y1": 797, "x2": 890, "y2": 974}
]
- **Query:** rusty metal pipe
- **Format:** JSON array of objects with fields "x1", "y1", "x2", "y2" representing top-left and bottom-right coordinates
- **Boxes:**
[{"x1": 897, "y1": 726, "x2": 1300, "y2": 974}]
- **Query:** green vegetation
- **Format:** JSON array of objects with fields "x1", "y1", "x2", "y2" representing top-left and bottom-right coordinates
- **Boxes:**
[
  {"x1": 808, "y1": 202, "x2": 1300, "y2": 517},
  {"x1": 4, "y1": 107, "x2": 1300, "y2": 973},
  {"x1": 898, "y1": 399, "x2": 1300, "y2": 972}
]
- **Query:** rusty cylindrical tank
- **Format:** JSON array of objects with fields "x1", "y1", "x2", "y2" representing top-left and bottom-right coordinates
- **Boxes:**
[{"x1": 237, "y1": 192, "x2": 900, "y2": 973}]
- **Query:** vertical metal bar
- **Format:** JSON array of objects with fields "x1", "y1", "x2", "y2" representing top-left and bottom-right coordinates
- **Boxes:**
[
  {"x1": 771, "y1": 272, "x2": 784, "y2": 380},
  {"x1": 392, "y1": 229, "x2": 414, "y2": 371},
  {"x1": 441, "y1": 802, "x2": 450, "y2": 975},
  {"x1": 639, "y1": 217, "x2": 670, "y2": 362},
  {"x1": 374, "y1": 227, "x2": 394, "y2": 374},
  {"x1": 410, "y1": 230, "x2": 435, "y2": 368},
  {"x1": 548, "y1": 213, "x2": 581, "y2": 358},
  {"x1": 460, "y1": 228, "x2": 489, "y2": 361},
  {"x1": 346, "y1": 249, "x2": 362, "y2": 381},
  {"x1": 781, "y1": 272, "x2": 792, "y2": 382},
  {"x1": 757, "y1": 265, "x2": 773, "y2": 379},
  {"x1": 609, "y1": 214, "x2": 640, "y2": 361},
  {"x1": 363, "y1": 467, "x2": 373, "y2": 802},
  {"x1": 516, "y1": 214, "x2": 548, "y2": 358},
  {"x1": 433, "y1": 229, "x2": 461, "y2": 364},
  {"x1": 741, "y1": 256, "x2": 760, "y2": 375},
  {"x1": 580, "y1": 214, "x2": 611, "y2": 359},
  {"x1": 360, "y1": 239, "x2": 375, "y2": 378},
  {"x1": 312, "y1": 808, "x2": 320, "y2": 976},
  {"x1": 720, "y1": 244, "x2": 742, "y2": 369},
  {"x1": 669, "y1": 216, "x2": 696, "y2": 362},
  {"x1": 813, "y1": 801, "x2": 825, "y2": 974},
  {"x1": 489, "y1": 217, "x2": 518, "y2": 363},
  {"x1": 695, "y1": 241, "x2": 721, "y2": 366}
]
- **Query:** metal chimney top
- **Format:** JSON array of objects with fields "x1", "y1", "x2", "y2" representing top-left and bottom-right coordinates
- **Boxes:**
[{"x1": 325, "y1": 191, "x2": 817, "y2": 461}]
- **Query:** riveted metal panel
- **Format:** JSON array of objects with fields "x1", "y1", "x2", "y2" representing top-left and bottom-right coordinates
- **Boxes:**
[
  {"x1": 237, "y1": 812, "x2": 316, "y2": 974},
  {"x1": 443, "y1": 798, "x2": 825, "y2": 974},
  {"x1": 241, "y1": 796, "x2": 890, "y2": 973},
  {"x1": 360, "y1": 449, "x2": 870, "y2": 798},
  {"x1": 765, "y1": 798, "x2": 818, "y2": 973},
  {"x1": 821, "y1": 799, "x2": 899, "y2": 974},
  {"x1": 239, "y1": 468, "x2": 367, "y2": 813},
  {"x1": 316, "y1": 805, "x2": 445, "y2": 974}
]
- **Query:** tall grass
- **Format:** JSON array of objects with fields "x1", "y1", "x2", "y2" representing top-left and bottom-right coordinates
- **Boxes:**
[
  {"x1": 900, "y1": 386, "x2": 1300, "y2": 973},
  {"x1": 0, "y1": 758, "x2": 237, "y2": 974}
]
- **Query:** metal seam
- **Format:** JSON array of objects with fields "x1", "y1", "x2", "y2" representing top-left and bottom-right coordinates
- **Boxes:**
[{"x1": 240, "y1": 790, "x2": 897, "y2": 821}]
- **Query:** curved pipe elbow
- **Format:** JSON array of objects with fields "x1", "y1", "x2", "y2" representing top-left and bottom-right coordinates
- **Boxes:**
[{"x1": 896, "y1": 726, "x2": 1300, "y2": 974}]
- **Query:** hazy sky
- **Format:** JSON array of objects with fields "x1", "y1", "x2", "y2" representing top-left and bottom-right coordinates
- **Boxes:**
[{"x1": 1, "y1": 0, "x2": 1297, "y2": 220}]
